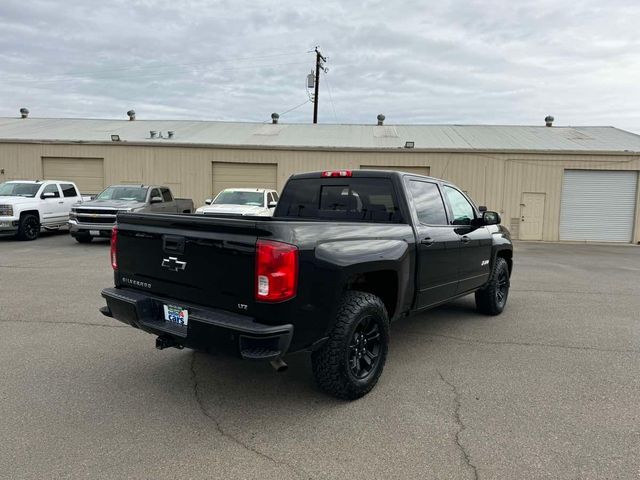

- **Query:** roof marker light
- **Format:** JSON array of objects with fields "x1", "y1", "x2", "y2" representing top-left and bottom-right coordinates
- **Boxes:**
[{"x1": 321, "y1": 170, "x2": 352, "y2": 178}]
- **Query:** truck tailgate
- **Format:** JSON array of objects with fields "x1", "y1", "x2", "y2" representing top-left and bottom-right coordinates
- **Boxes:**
[{"x1": 115, "y1": 213, "x2": 269, "y2": 312}]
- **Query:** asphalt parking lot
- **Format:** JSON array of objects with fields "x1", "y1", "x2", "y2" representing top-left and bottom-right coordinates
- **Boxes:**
[{"x1": 1, "y1": 232, "x2": 638, "y2": 479}]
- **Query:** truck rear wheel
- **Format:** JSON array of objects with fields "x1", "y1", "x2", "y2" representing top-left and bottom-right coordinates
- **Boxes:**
[
  {"x1": 475, "y1": 256, "x2": 510, "y2": 315},
  {"x1": 17, "y1": 213, "x2": 40, "y2": 241},
  {"x1": 311, "y1": 291, "x2": 389, "y2": 400}
]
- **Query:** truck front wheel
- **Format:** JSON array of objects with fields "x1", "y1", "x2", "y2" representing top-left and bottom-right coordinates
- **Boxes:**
[
  {"x1": 311, "y1": 291, "x2": 390, "y2": 400},
  {"x1": 17, "y1": 213, "x2": 40, "y2": 241},
  {"x1": 475, "y1": 256, "x2": 510, "y2": 315}
]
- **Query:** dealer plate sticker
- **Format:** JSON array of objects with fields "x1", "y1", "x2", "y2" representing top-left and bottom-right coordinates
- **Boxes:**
[
  {"x1": 163, "y1": 304, "x2": 189, "y2": 326},
  {"x1": 89, "y1": 230, "x2": 100, "y2": 236}
]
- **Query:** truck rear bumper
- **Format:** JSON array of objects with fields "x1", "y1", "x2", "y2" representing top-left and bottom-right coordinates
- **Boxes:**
[{"x1": 100, "y1": 287, "x2": 294, "y2": 360}]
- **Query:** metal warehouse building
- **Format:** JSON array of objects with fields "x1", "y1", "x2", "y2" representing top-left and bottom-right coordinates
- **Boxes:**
[{"x1": 0, "y1": 115, "x2": 639, "y2": 243}]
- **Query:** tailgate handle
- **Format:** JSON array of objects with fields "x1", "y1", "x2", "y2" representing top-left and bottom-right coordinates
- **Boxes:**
[{"x1": 162, "y1": 235, "x2": 185, "y2": 254}]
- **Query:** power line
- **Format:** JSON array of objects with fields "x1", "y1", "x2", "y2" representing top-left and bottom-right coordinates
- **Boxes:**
[
  {"x1": 322, "y1": 69, "x2": 338, "y2": 124},
  {"x1": 279, "y1": 99, "x2": 311, "y2": 117}
]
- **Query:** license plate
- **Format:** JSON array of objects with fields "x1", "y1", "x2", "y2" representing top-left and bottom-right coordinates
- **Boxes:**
[
  {"x1": 89, "y1": 230, "x2": 100, "y2": 236},
  {"x1": 163, "y1": 304, "x2": 189, "y2": 326}
]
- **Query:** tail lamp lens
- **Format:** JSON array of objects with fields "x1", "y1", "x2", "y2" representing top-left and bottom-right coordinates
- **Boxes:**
[
  {"x1": 255, "y1": 240, "x2": 298, "y2": 302},
  {"x1": 110, "y1": 226, "x2": 118, "y2": 270},
  {"x1": 321, "y1": 170, "x2": 352, "y2": 177}
]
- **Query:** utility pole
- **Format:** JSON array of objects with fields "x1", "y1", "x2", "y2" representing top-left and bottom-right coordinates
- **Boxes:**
[{"x1": 313, "y1": 47, "x2": 327, "y2": 124}]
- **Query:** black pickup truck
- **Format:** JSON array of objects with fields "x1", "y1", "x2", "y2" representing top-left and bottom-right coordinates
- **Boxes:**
[{"x1": 101, "y1": 170, "x2": 513, "y2": 399}]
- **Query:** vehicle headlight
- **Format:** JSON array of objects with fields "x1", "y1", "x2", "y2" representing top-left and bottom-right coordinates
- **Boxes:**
[
  {"x1": 0, "y1": 205, "x2": 14, "y2": 216},
  {"x1": 117, "y1": 208, "x2": 134, "y2": 214},
  {"x1": 195, "y1": 208, "x2": 204, "y2": 214},
  {"x1": 68, "y1": 211, "x2": 76, "y2": 219}
]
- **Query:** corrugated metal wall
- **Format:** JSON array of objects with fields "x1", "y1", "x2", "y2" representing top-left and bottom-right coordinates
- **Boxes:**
[{"x1": 0, "y1": 142, "x2": 638, "y2": 243}]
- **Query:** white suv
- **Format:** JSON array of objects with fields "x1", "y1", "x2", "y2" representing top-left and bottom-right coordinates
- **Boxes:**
[{"x1": 0, "y1": 180, "x2": 83, "y2": 240}]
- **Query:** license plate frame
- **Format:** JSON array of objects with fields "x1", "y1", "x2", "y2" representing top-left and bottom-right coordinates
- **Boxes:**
[{"x1": 163, "y1": 304, "x2": 189, "y2": 327}]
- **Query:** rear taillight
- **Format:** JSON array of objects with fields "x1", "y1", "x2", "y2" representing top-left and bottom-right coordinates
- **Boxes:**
[
  {"x1": 110, "y1": 226, "x2": 118, "y2": 270},
  {"x1": 255, "y1": 240, "x2": 298, "y2": 302},
  {"x1": 321, "y1": 170, "x2": 352, "y2": 177}
]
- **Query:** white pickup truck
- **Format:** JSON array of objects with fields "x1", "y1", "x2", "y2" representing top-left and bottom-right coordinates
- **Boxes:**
[
  {"x1": 0, "y1": 180, "x2": 84, "y2": 240},
  {"x1": 195, "y1": 188, "x2": 279, "y2": 217}
]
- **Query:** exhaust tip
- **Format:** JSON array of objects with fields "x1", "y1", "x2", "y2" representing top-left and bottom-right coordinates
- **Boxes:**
[{"x1": 270, "y1": 358, "x2": 288, "y2": 372}]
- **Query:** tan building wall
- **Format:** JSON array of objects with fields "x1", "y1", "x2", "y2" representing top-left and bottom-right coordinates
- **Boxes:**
[{"x1": 0, "y1": 141, "x2": 638, "y2": 243}]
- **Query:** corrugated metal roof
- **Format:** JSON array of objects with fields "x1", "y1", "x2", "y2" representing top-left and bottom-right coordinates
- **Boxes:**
[{"x1": 0, "y1": 117, "x2": 639, "y2": 153}]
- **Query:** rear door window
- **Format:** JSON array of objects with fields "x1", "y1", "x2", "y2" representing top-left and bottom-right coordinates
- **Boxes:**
[
  {"x1": 275, "y1": 178, "x2": 404, "y2": 223},
  {"x1": 61, "y1": 184, "x2": 78, "y2": 198},
  {"x1": 161, "y1": 188, "x2": 173, "y2": 202},
  {"x1": 407, "y1": 180, "x2": 448, "y2": 225}
]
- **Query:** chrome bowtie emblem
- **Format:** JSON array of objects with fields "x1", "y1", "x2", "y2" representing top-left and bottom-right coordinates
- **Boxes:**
[{"x1": 161, "y1": 256, "x2": 187, "y2": 272}]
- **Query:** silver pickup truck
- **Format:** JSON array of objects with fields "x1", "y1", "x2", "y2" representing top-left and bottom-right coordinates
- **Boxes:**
[{"x1": 69, "y1": 185, "x2": 193, "y2": 243}]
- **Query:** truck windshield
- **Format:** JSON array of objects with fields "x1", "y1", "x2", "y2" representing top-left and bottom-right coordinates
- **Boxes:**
[
  {"x1": 214, "y1": 191, "x2": 263, "y2": 206},
  {"x1": 0, "y1": 182, "x2": 41, "y2": 197},
  {"x1": 95, "y1": 186, "x2": 148, "y2": 202},
  {"x1": 275, "y1": 178, "x2": 404, "y2": 223}
]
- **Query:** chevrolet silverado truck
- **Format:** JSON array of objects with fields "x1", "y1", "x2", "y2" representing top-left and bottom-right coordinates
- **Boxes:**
[
  {"x1": 101, "y1": 170, "x2": 513, "y2": 399},
  {"x1": 69, "y1": 184, "x2": 193, "y2": 243},
  {"x1": 0, "y1": 180, "x2": 83, "y2": 240},
  {"x1": 195, "y1": 188, "x2": 279, "y2": 217}
]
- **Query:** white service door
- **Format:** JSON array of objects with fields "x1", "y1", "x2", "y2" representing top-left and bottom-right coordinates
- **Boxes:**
[{"x1": 560, "y1": 170, "x2": 638, "y2": 242}]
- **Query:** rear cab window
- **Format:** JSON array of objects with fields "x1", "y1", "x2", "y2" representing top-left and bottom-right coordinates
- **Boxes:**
[{"x1": 275, "y1": 177, "x2": 404, "y2": 223}]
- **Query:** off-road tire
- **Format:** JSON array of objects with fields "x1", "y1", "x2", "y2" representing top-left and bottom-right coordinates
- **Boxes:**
[
  {"x1": 75, "y1": 235, "x2": 93, "y2": 243},
  {"x1": 17, "y1": 213, "x2": 40, "y2": 241},
  {"x1": 475, "y1": 256, "x2": 510, "y2": 315},
  {"x1": 311, "y1": 291, "x2": 390, "y2": 400}
]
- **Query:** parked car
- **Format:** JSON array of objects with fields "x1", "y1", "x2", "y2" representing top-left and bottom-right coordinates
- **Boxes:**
[
  {"x1": 100, "y1": 170, "x2": 513, "y2": 399},
  {"x1": 0, "y1": 180, "x2": 83, "y2": 240},
  {"x1": 69, "y1": 185, "x2": 193, "y2": 243},
  {"x1": 195, "y1": 188, "x2": 279, "y2": 216}
]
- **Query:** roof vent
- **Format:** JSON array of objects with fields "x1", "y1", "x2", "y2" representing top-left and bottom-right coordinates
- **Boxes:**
[
  {"x1": 149, "y1": 130, "x2": 157, "y2": 139},
  {"x1": 167, "y1": 131, "x2": 175, "y2": 139},
  {"x1": 20, "y1": 108, "x2": 29, "y2": 119},
  {"x1": 545, "y1": 115, "x2": 554, "y2": 127},
  {"x1": 127, "y1": 110, "x2": 136, "y2": 121},
  {"x1": 271, "y1": 112, "x2": 279, "y2": 124},
  {"x1": 377, "y1": 114, "x2": 385, "y2": 126}
]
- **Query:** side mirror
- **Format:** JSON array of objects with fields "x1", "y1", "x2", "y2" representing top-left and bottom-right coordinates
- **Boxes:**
[
  {"x1": 268, "y1": 201, "x2": 277, "y2": 208},
  {"x1": 41, "y1": 192, "x2": 56, "y2": 199},
  {"x1": 150, "y1": 196, "x2": 163, "y2": 204},
  {"x1": 483, "y1": 211, "x2": 501, "y2": 225},
  {"x1": 204, "y1": 198, "x2": 213, "y2": 205}
]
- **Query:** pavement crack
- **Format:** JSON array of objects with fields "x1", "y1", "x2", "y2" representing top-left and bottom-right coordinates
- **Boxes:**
[
  {"x1": 426, "y1": 333, "x2": 639, "y2": 354},
  {"x1": 437, "y1": 370, "x2": 479, "y2": 480},
  {"x1": 0, "y1": 319, "x2": 127, "y2": 329},
  {"x1": 189, "y1": 352, "x2": 313, "y2": 480}
]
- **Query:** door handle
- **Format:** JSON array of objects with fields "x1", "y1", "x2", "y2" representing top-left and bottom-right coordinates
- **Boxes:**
[
  {"x1": 460, "y1": 236, "x2": 470, "y2": 244},
  {"x1": 58, "y1": 201, "x2": 64, "y2": 204},
  {"x1": 420, "y1": 237, "x2": 434, "y2": 246}
]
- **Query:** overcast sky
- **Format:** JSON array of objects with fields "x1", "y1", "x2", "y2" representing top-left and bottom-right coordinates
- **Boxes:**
[{"x1": 1, "y1": 0, "x2": 639, "y2": 133}]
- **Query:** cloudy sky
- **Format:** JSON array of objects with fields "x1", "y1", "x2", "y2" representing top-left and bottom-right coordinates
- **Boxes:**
[{"x1": 1, "y1": 0, "x2": 639, "y2": 133}]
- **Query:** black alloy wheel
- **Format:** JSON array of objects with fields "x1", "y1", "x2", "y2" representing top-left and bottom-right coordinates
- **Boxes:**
[
  {"x1": 18, "y1": 214, "x2": 40, "y2": 241},
  {"x1": 348, "y1": 315, "x2": 382, "y2": 380}
]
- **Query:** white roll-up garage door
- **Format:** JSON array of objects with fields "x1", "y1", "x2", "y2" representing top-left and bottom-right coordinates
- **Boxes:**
[
  {"x1": 560, "y1": 170, "x2": 638, "y2": 242},
  {"x1": 211, "y1": 162, "x2": 277, "y2": 196},
  {"x1": 42, "y1": 157, "x2": 105, "y2": 194}
]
